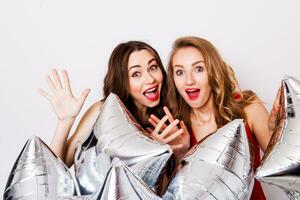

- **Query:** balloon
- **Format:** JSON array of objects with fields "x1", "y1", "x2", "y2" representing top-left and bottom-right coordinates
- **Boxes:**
[
  {"x1": 74, "y1": 131, "x2": 111, "y2": 195},
  {"x1": 57, "y1": 195, "x2": 93, "y2": 200},
  {"x1": 75, "y1": 145, "x2": 111, "y2": 194},
  {"x1": 4, "y1": 136, "x2": 78, "y2": 200},
  {"x1": 75, "y1": 93, "x2": 173, "y2": 194},
  {"x1": 255, "y1": 76, "x2": 300, "y2": 198},
  {"x1": 96, "y1": 158, "x2": 162, "y2": 200},
  {"x1": 163, "y1": 119, "x2": 254, "y2": 200}
]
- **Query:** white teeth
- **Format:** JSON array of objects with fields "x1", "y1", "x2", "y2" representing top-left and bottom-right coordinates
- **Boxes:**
[
  {"x1": 146, "y1": 87, "x2": 157, "y2": 93},
  {"x1": 186, "y1": 89, "x2": 199, "y2": 93}
]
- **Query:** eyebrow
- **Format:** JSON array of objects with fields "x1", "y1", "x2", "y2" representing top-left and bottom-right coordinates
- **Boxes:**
[
  {"x1": 148, "y1": 58, "x2": 156, "y2": 64},
  {"x1": 192, "y1": 60, "x2": 205, "y2": 66},
  {"x1": 173, "y1": 60, "x2": 205, "y2": 68},
  {"x1": 128, "y1": 58, "x2": 156, "y2": 71},
  {"x1": 128, "y1": 65, "x2": 141, "y2": 71}
]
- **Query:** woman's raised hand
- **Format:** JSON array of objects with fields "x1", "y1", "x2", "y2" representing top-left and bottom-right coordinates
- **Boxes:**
[
  {"x1": 38, "y1": 69, "x2": 90, "y2": 122},
  {"x1": 147, "y1": 107, "x2": 190, "y2": 153}
]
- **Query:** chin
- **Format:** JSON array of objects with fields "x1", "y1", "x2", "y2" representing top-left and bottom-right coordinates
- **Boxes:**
[
  {"x1": 145, "y1": 100, "x2": 160, "y2": 108},
  {"x1": 185, "y1": 99, "x2": 201, "y2": 109}
]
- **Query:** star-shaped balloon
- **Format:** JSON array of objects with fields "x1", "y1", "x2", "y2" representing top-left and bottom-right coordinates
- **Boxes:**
[
  {"x1": 74, "y1": 131, "x2": 111, "y2": 195},
  {"x1": 74, "y1": 93, "x2": 173, "y2": 195},
  {"x1": 96, "y1": 158, "x2": 162, "y2": 200},
  {"x1": 255, "y1": 76, "x2": 300, "y2": 197},
  {"x1": 4, "y1": 136, "x2": 78, "y2": 200},
  {"x1": 60, "y1": 158, "x2": 162, "y2": 200},
  {"x1": 163, "y1": 119, "x2": 254, "y2": 200}
]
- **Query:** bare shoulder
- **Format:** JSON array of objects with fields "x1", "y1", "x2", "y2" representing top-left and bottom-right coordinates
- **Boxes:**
[
  {"x1": 86, "y1": 100, "x2": 104, "y2": 115},
  {"x1": 71, "y1": 100, "x2": 104, "y2": 136},
  {"x1": 243, "y1": 95, "x2": 269, "y2": 129},
  {"x1": 81, "y1": 100, "x2": 104, "y2": 117},
  {"x1": 243, "y1": 94, "x2": 271, "y2": 151}
]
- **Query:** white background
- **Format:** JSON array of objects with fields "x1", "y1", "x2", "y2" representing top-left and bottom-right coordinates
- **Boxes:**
[{"x1": 0, "y1": 0, "x2": 299, "y2": 199}]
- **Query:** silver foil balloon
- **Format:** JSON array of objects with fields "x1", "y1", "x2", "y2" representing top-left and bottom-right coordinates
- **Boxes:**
[
  {"x1": 75, "y1": 93, "x2": 173, "y2": 194},
  {"x1": 255, "y1": 76, "x2": 300, "y2": 198},
  {"x1": 163, "y1": 119, "x2": 254, "y2": 200},
  {"x1": 74, "y1": 131, "x2": 111, "y2": 195},
  {"x1": 4, "y1": 136, "x2": 78, "y2": 200},
  {"x1": 57, "y1": 195, "x2": 93, "y2": 200},
  {"x1": 96, "y1": 158, "x2": 162, "y2": 200}
]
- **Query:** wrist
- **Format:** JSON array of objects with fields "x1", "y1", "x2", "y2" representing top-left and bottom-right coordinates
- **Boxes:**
[{"x1": 57, "y1": 117, "x2": 76, "y2": 125}]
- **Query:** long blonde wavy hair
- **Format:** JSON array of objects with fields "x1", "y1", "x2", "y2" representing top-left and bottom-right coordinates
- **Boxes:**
[{"x1": 167, "y1": 36, "x2": 256, "y2": 130}]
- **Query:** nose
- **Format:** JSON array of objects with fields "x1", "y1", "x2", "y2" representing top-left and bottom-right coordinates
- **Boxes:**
[
  {"x1": 145, "y1": 72, "x2": 155, "y2": 84},
  {"x1": 185, "y1": 72, "x2": 195, "y2": 86}
]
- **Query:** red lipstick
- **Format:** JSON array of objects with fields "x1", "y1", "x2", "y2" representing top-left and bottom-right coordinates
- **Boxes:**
[{"x1": 186, "y1": 88, "x2": 200, "y2": 100}]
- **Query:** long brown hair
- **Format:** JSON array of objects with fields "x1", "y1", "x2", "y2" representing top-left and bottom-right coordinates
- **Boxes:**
[
  {"x1": 103, "y1": 41, "x2": 167, "y2": 126},
  {"x1": 167, "y1": 36, "x2": 256, "y2": 129}
]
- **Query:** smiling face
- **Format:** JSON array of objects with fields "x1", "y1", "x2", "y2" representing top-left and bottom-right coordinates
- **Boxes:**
[
  {"x1": 172, "y1": 47, "x2": 212, "y2": 109},
  {"x1": 127, "y1": 49, "x2": 163, "y2": 109}
]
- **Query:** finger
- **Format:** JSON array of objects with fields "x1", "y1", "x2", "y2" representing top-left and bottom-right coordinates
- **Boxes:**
[
  {"x1": 163, "y1": 106, "x2": 175, "y2": 122},
  {"x1": 51, "y1": 69, "x2": 63, "y2": 89},
  {"x1": 163, "y1": 107, "x2": 179, "y2": 132},
  {"x1": 146, "y1": 127, "x2": 154, "y2": 134},
  {"x1": 78, "y1": 88, "x2": 90, "y2": 106},
  {"x1": 171, "y1": 144, "x2": 184, "y2": 151},
  {"x1": 152, "y1": 115, "x2": 169, "y2": 136},
  {"x1": 160, "y1": 119, "x2": 180, "y2": 138},
  {"x1": 37, "y1": 88, "x2": 51, "y2": 100},
  {"x1": 148, "y1": 118, "x2": 158, "y2": 127},
  {"x1": 164, "y1": 129, "x2": 183, "y2": 143},
  {"x1": 46, "y1": 75, "x2": 56, "y2": 92},
  {"x1": 150, "y1": 114, "x2": 161, "y2": 123},
  {"x1": 62, "y1": 69, "x2": 72, "y2": 94},
  {"x1": 180, "y1": 120, "x2": 189, "y2": 135},
  {"x1": 150, "y1": 115, "x2": 167, "y2": 129}
]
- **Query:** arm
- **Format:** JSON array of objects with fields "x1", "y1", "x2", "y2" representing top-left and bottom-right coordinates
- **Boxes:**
[
  {"x1": 244, "y1": 99, "x2": 271, "y2": 152},
  {"x1": 38, "y1": 69, "x2": 100, "y2": 167},
  {"x1": 244, "y1": 91, "x2": 280, "y2": 152},
  {"x1": 64, "y1": 101, "x2": 103, "y2": 167}
]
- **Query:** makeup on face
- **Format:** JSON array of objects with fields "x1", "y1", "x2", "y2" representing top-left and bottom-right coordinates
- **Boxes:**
[
  {"x1": 127, "y1": 50, "x2": 163, "y2": 108},
  {"x1": 172, "y1": 47, "x2": 211, "y2": 109},
  {"x1": 143, "y1": 84, "x2": 159, "y2": 101},
  {"x1": 185, "y1": 88, "x2": 200, "y2": 101}
]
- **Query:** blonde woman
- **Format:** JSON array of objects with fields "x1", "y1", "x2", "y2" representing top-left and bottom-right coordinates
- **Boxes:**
[{"x1": 149, "y1": 36, "x2": 280, "y2": 199}]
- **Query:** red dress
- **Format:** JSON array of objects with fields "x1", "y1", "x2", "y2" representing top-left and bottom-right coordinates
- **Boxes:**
[{"x1": 190, "y1": 124, "x2": 266, "y2": 200}]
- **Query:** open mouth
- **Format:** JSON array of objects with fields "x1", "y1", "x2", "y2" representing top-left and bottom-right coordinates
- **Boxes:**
[
  {"x1": 186, "y1": 88, "x2": 200, "y2": 100},
  {"x1": 143, "y1": 85, "x2": 159, "y2": 101}
]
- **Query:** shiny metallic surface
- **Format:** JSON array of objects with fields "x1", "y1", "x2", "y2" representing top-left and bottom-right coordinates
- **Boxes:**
[
  {"x1": 163, "y1": 119, "x2": 254, "y2": 200},
  {"x1": 57, "y1": 195, "x2": 93, "y2": 200},
  {"x1": 96, "y1": 158, "x2": 162, "y2": 200},
  {"x1": 74, "y1": 144, "x2": 112, "y2": 195},
  {"x1": 75, "y1": 93, "x2": 173, "y2": 194},
  {"x1": 286, "y1": 190, "x2": 300, "y2": 200},
  {"x1": 4, "y1": 136, "x2": 78, "y2": 200},
  {"x1": 255, "y1": 76, "x2": 300, "y2": 198}
]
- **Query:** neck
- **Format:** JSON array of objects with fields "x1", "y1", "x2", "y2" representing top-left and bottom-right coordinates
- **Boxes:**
[
  {"x1": 191, "y1": 93, "x2": 216, "y2": 125},
  {"x1": 134, "y1": 101, "x2": 148, "y2": 124}
]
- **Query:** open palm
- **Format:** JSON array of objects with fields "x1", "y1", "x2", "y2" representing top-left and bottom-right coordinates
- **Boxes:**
[{"x1": 38, "y1": 69, "x2": 90, "y2": 121}]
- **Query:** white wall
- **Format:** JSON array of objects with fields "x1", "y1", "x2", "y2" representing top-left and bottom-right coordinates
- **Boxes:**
[{"x1": 1, "y1": 0, "x2": 299, "y2": 199}]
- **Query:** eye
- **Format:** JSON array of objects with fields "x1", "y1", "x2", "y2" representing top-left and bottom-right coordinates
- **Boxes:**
[
  {"x1": 149, "y1": 64, "x2": 158, "y2": 71},
  {"x1": 131, "y1": 71, "x2": 141, "y2": 78},
  {"x1": 175, "y1": 69, "x2": 183, "y2": 76},
  {"x1": 195, "y1": 66, "x2": 204, "y2": 73}
]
